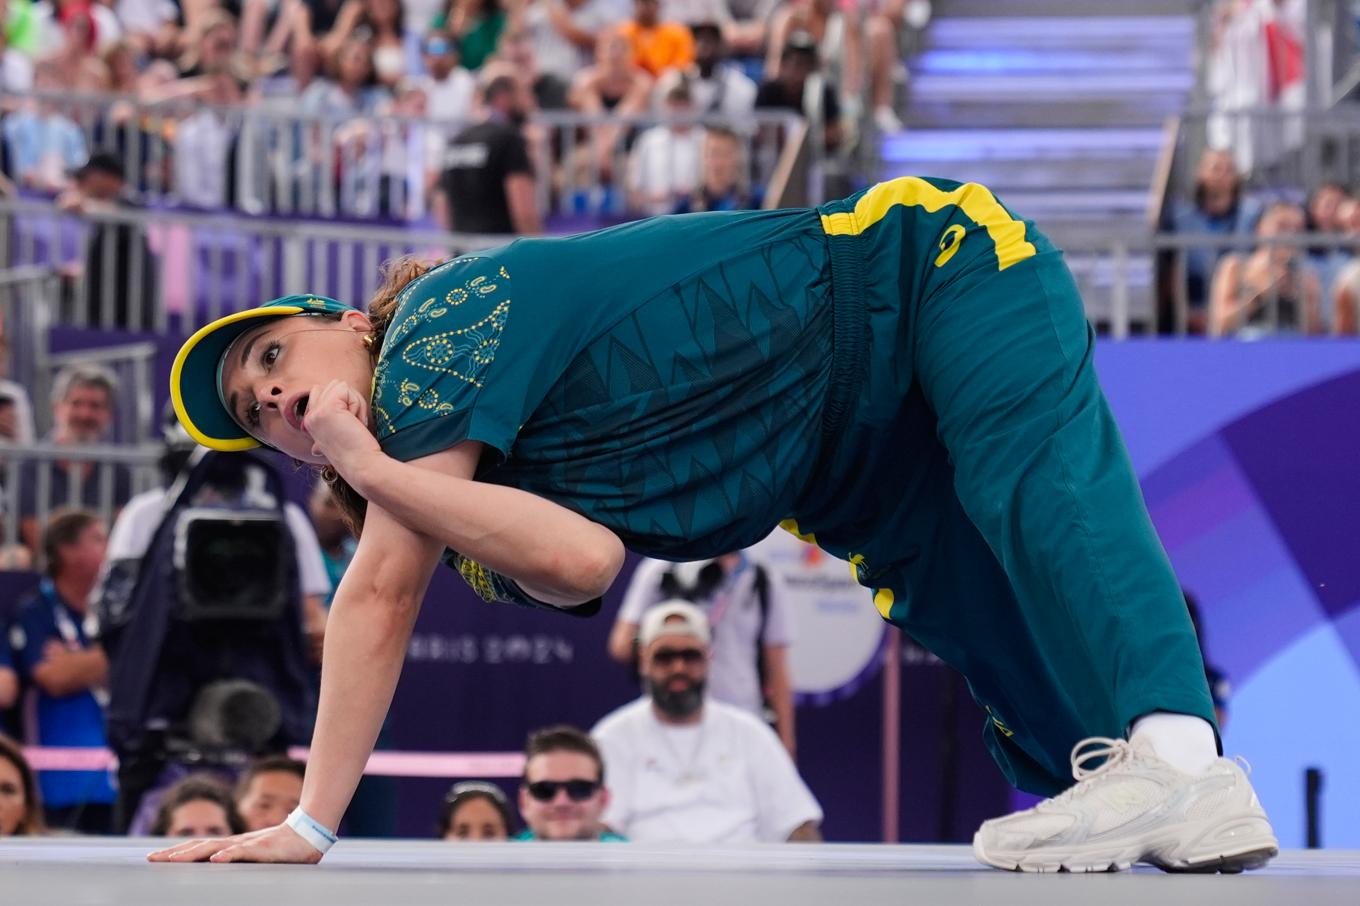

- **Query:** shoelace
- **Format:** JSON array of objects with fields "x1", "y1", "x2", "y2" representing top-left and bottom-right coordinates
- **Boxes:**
[
  {"x1": 1070, "y1": 737, "x2": 1134, "y2": 783},
  {"x1": 1044, "y1": 737, "x2": 1135, "y2": 805}
]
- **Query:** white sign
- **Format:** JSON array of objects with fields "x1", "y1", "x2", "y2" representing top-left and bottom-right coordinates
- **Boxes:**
[{"x1": 749, "y1": 530, "x2": 885, "y2": 701}]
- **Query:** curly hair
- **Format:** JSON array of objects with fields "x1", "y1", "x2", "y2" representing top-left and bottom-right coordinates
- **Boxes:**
[{"x1": 318, "y1": 255, "x2": 436, "y2": 539}]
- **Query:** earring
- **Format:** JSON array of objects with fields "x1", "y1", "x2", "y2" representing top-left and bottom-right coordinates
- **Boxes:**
[{"x1": 362, "y1": 333, "x2": 376, "y2": 351}]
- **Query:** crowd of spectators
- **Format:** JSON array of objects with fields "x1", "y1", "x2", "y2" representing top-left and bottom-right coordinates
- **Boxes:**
[
  {"x1": 1161, "y1": 146, "x2": 1360, "y2": 336},
  {"x1": 0, "y1": 0, "x2": 911, "y2": 228}
]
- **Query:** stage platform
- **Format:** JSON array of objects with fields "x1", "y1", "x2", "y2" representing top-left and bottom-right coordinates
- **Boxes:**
[{"x1": 3, "y1": 838, "x2": 1358, "y2": 906}]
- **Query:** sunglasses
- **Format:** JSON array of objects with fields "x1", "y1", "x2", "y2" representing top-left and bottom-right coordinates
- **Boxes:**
[
  {"x1": 652, "y1": 648, "x2": 704, "y2": 667},
  {"x1": 525, "y1": 779, "x2": 600, "y2": 802}
]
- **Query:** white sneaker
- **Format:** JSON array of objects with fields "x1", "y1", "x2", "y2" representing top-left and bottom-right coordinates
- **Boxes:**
[{"x1": 973, "y1": 736, "x2": 1278, "y2": 873}]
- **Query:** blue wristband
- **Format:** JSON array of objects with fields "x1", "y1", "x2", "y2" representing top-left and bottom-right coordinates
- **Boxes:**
[{"x1": 285, "y1": 807, "x2": 338, "y2": 854}]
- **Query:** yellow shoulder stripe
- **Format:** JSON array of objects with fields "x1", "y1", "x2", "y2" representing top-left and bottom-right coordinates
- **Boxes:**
[{"x1": 819, "y1": 177, "x2": 1037, "y2": 271}]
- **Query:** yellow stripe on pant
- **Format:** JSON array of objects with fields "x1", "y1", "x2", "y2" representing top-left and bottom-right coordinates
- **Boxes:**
[{"x1": 819, "y1": 176, "x2": 1038, "y2": 272}]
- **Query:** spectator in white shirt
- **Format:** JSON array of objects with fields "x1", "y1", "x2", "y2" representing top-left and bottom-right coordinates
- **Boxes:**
[
  {"x1": 0, "y1": 27, "x2": 32, "y2": 93},
  {"x1": 593, "y1": 602, "x2": 822, "y2": 843},
  {"x1": 609, "y1": 550, "x2": 795, "y2": 750},
  {"x1": 661, "y1": 0, "x2": 729, "y2": 26},
  {"x1": 626, "y1": 76, "x2": 700, "y2": 216},
  {"x1": 416, "y1": 29, "x2": 477, "y2": 123},
  {"x1": 524, "y1": 0, "x2": 626, "y2": 85}
]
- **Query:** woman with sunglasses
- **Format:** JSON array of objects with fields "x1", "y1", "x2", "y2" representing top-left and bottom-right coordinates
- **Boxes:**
[{"x1": 150, "y1": 176, "x2": 1275, "y2": 873}]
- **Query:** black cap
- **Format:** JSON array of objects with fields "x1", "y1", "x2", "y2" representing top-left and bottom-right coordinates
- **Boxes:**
[
  {"x1": 783, "y1": 30, "x2": 819, "y2": 63},
  {"x1": 691, "y1": 21, "x2": 722, "y2": 41},
  {"x1": 75, "y1": 151, "x2": 125, "y2": 180}
]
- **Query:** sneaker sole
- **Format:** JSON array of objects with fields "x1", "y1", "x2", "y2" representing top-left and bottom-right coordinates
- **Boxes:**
[
  {"x1": 973, "y1": 814, "x2": 1280, "y2": 874},
  {"x1": 1152, "y1": 844, "x2": 1279, "y2": 874}
]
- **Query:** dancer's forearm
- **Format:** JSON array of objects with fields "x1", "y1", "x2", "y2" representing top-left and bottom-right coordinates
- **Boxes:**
[
  {"x1": 298, "y1": 510, "x2": 443, "y2": 830},
  {"x1": 350, "y1": 447, "x2": 626, "y2": 605}
]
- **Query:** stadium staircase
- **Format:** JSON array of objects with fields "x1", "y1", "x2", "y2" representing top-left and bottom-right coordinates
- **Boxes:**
[{"x1": 882, "y1": 0, "x2": 1201, "y2": 329}]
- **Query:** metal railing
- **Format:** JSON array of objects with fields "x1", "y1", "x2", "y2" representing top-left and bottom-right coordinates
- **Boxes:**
[
  {"x1": 1156, "y1": 106, "x2": 1360, "y2": 215},
  {"x1": 47, "y1": 342, "x2": 159, "y2": 446},
  {"x1": 0, "y1": 443, "x2": 160, "y2": 563},
  {"x1": 0, "y1": 266, "x2": 60, "y2": 439},
  {"x1": 0, "y1": 265, "x2": 158, "y2": 443},
  {"x1": 2, "y1": 90, "x2": 816, "y2": 223},
  {"x1": 11, "y1": 200, "x2": 1359, "y2": 343},
  {"x1": 0, "y1": 198, "x2": 504, "y2": 337},
  {"x1": 1060, "y1": 230, "x2": 1360, "y2": 337},
  {"x1": 1191, "y1": 0, "x2": 1341, "y2": 112},
  {"x1": 1183, "y1": 0, "x2": 1360, "y2": 182}
]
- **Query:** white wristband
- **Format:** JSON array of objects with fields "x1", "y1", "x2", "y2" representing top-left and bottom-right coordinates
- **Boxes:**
[{"x1": 285, "y1": 807, "x2": 338, "y2": 854}]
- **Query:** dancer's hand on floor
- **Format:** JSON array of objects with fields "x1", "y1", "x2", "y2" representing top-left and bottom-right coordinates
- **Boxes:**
[{"x1": 147, "y1": 823, "x2": 324, "y2": 864}]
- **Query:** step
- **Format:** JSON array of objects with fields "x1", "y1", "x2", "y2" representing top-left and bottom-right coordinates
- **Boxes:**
[
  {"x1": 905, "y1": 97, "x2": 1182, "y2": 129},
  {"x1": 914, "y1": 48, "x2": 1191, "y2": 76},
  {"x1": 1015, "y1": 192, "x2": 1151, "y2": 220},
  {"x1": 935, "y1": 0, "x2": 1197, "y2": 18},
  {"x1": 1065, "y1": 252, "x2": 1154, "y2": 283},
  {"x1": 926, "y1": 16, "x2": 1195, "y2": 49},
  {"x1": 1042, "y1": 223, "x2": 1153, "y2": 248},
  {"x1": 909, "y1": 71, "x2": 1194, "y2": 99},
  {"x1": 976, "y1": 188, "x2": 1151, "y2": 215},
  {"x1": 882, "y1": 129, "x2": 1162, "y2": 189},
  {"x1": 871, "y1": 168, "x2": 1152, "y2": 216},
  {"x1": 882, "y1": 128, "x2": 1166, "y2": 159},
  {"x1": 882, "y1": 158, "x2": 1157, "y2": 191}
]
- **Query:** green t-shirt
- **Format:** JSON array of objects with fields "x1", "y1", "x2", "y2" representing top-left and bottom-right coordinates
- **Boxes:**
[
  {"x1": 371, "y1": 209, "x2": 836, "y2": 596},
  {"x1": 457, "y1": 11, "x2": 506, "y2": 70},
  {"x1": 6, "y1": 0, "x2": 40, "y2": 54}
]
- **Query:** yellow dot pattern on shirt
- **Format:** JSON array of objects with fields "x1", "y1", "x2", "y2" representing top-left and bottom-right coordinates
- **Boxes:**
[
  {"x1": 372, "y1": 262, "x2": 512, "y2": 438},
  {"x1": 454, "y1": 554, "x2": 498, "y2": 603},
  {"x1": 399, "y1": 297, "x2": 511, "y2": 390}
]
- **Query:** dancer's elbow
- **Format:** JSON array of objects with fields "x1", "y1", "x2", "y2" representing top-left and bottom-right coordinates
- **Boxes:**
[
  {"x1": 580, "y1": 533, "x2": 626, "y2": 599},
  {"x1": 541, "y1": 532, "x2": 625, "y2": 604}
]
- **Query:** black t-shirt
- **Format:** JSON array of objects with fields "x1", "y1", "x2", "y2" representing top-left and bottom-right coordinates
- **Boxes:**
[
  {"x1": 755, "y1": 79, "x2": 841, "y2": 125},
  {"x1": 533, "y1": 74, "x2": 570, "y2": 112},
  {"x1": 83, "y1": 200, "x2": 159, "y2": 329},
  {"x1": 304, "y1": 0, "x2": 347, "y2": 35},
  {"x1": 440, "y1": 119, "x2": 534, "y2": 235}
]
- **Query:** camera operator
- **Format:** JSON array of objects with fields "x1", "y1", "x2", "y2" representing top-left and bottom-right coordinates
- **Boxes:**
[{"x1": 94, "y1": 409, "x2": 331, "y2": 831}]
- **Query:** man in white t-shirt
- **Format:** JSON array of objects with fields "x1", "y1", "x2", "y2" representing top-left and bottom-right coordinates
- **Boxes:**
[
  {"x1": 609, "y1": 549, "x2": 796, "y2": 752},
  {"x1": 593, "y1": 603, "x2": 822, "y2": 843},
  {"x1": 626, "y1": 78, "x2": 702, "y2": 216},
  {"x1": 417, "y1": 31, "x2": 477, "y2": 125}
]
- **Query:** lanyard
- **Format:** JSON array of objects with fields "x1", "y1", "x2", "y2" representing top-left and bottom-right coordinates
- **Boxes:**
[
  {"x1": 705, "y1": 555, "x2": 749, "y2": 630},
  {"x1": 38, "y1": 579, "x2": 108, "y2": 706},
  {"x1": 40, "y1": 579, "x2": 84, "y2": 646}
]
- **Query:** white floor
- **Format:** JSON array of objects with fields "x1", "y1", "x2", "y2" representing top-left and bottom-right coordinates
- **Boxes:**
[{"x1": 2, "y1": 838, "x2": 1357, "y2": 906}]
